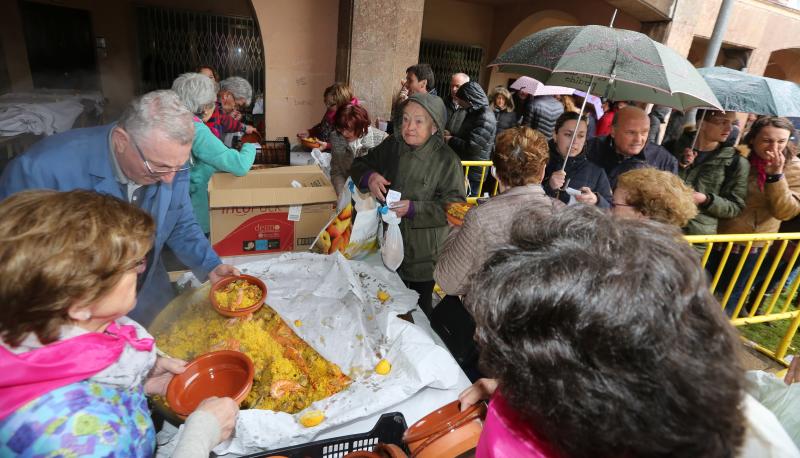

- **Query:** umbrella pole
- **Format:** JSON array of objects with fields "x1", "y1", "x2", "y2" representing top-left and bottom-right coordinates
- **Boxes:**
[
  {"x1": 609, "y1": 9, "x2": 618, "y2": 28},
  {"x1": 561, "y1": 79, "x2": 595, "y2": 172},
  {"x1": 690, "y1": 110, "x2": 705, "y2": 150}
]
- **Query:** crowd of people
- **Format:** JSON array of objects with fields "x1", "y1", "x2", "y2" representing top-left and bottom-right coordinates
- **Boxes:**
[{"x1": 2, "y1": 58, "x2": 800, "y2": 457}]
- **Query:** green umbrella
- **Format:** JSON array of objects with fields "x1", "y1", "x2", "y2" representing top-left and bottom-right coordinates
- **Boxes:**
[
  {"x1": 698, "y1": 66, "x2": 800, "y2": 116},
  {"x1": 489, "y1": 25, "x2": 721, "y2": 112}
]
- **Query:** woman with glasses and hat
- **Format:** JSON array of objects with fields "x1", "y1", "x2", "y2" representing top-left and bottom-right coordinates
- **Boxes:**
[{"x1": 172, "y1": 72, "x2": 257, "y2": 235}]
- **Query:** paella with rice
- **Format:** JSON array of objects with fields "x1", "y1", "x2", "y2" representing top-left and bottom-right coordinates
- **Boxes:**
[{"x1": 154, "y1": 296, "x2": 351, "y2": 414}]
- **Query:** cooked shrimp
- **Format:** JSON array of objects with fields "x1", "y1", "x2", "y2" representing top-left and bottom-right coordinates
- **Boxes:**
[{"x1": 270, "y1": 380, "x2": 303, "y2": 399}]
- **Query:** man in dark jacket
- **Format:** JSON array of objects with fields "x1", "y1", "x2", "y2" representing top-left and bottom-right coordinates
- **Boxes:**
[
  {"x1": 586, "y1": 106, "x2": 678, "y2": 186},
  {"x1": 444, "y1": 72, "x2": 470, "y2": 135},
  {"x1": 527, "y1": 95, "x2": 564, "y2": 139},
  {"x1": 389, "y1": 63, "x2": 445, "y2": 134},
  {"x1": 446, "y1": 81, "x2": 497, "y2": 195},
  {"x1": 669, "y1": 110, "x2": 749, "y2": 235}
]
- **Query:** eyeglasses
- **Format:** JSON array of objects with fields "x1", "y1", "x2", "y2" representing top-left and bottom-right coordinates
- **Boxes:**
[
  {"x1": 611, "y1": 202, "x2": 634, "y2": 208},
  {"x1": 129, "y1": 135, "x2": 193, "y2": 175}
]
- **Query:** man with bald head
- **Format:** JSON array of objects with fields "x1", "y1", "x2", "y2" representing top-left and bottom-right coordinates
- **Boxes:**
[
  {"x1": 445, "y1": 72, "x2": 471, "y2": 134},
  {"x1": 586, "y1": 106, "x2": 678, "y2": 186}
]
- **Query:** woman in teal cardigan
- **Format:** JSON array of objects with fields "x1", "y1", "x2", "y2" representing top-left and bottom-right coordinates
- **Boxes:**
[{"x1": 172, "y1": 72, "x2": 256, "y2": 234}]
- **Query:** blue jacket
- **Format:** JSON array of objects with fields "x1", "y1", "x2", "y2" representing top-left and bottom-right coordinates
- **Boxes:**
[{"x1": 0, "y1": 124, "x2": 221, "y2": 325}]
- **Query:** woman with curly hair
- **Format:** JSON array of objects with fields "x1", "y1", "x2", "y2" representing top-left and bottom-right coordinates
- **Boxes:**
[
  {"x1": 459, "y1": 205, "x2": 797, "y2": 457},
  {"x1": 612, "y1": 167, "x2": 698, "y2": 227},
  {"x1": 436, "y1": 126, "x2": 560, "y2": 297}
]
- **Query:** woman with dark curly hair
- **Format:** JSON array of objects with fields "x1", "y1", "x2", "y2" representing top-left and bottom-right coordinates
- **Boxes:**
[{"x1": 458, "y1": 205, "x2": 797, "y2": 457}]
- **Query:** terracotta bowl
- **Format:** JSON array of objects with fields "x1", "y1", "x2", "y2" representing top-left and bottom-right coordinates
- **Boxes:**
[
  {"x1": 342, "y1": 452, "x2": 380, "y2": 458},
  {"x1": 166, "y1": 350, "x2": 254, "y2": 419},
  {"x1": 373, "y1": 443, "x2": 408, "y2": 458},
  {"x1": 403, "y1": 400, "x2": 486, "y2": 458},
  {"x1": 301, "y1": 138, "x2": 322, "y2": 149},
  {"x1": 209, "y1": 274, "x2": 267, "y2": 318}
]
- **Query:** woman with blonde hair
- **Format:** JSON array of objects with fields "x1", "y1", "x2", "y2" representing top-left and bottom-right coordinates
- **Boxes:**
[
  {"x1": 488, "y1": 86, "x2": 518, "y2": 136},
  {"x1": 436, "y1": 126, "x2": 561, "y2": 297},
  {"x1": 0, "y1": 190, "x2": 238, "y2": 456},
  {"x1": 612, "y1": 167, "x2": 698, "y2": 227},
  {"x1": 297, "y1": 82, "x2": 357, "y2": 151}
]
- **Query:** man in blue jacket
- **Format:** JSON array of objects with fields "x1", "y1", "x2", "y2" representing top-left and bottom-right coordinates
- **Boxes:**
[
  {"x1": 0, "y1": 90, "x2": 239, "y2": 325},
  {"x1": 586, "y1": 106, "x2": 678, "y2": 187}
]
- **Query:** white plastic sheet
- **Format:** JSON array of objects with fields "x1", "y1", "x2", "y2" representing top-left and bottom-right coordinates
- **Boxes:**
[{"x1": 158, "y1": 252, "x2": 460, "y2": 456}]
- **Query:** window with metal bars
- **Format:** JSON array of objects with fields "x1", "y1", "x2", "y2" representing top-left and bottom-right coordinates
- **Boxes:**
[
  {"x1": 136, "y1": 6, "x2": 264, "y2": 97},
  {"x1": 418, "y1": 39, "x2": 484, "y2": 98}
]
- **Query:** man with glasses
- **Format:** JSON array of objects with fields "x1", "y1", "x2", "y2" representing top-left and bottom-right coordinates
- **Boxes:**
[
  {"x1": 669, "y1": 110, "x2": 750, "y2": 235},
  {"x1": 0, "y1": 90, "x2": 240, "y2": 325}
]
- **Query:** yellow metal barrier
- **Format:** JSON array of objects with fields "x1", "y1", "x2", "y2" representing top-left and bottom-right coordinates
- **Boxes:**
[
  {"x1": 461, "y1": 160, "x2": 499, "y2": 204},
  {"x1": 686, "y1": 232, "x2": 800, "y2": 365}
]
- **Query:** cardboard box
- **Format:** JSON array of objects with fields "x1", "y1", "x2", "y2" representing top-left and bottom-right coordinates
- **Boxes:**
[{"x1": 209, "y1": 165, "x2": 337, "y2": 257}]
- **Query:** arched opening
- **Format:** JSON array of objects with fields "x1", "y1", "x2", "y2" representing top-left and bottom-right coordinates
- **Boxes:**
[
  {"x1": 764, "y1": 48, "x2": 800, "y2": 83},
  {"x1": 487, "y1": 10, "x2": 580, "y2": 90}
]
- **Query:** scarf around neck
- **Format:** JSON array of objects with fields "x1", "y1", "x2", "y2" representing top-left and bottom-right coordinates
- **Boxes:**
[{"x1": 0, "y1": 319, "x2": 155, "y2": 419}]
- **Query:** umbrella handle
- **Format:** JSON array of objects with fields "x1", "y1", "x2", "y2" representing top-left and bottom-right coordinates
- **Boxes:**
[
  {"x1": 690, "y1": 111, "x2": 705, "y2": 150},
  {"x1": 561, "y1": 78, "x2": 596, "y2": 172}
]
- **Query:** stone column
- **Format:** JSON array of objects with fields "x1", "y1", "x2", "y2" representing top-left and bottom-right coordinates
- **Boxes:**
[
  {"x1": 338, "y1": 0, "x2": 425, "y2": 122},
  {"x1": 641, "y1": 0, "x2": 700, "y2": 57}
]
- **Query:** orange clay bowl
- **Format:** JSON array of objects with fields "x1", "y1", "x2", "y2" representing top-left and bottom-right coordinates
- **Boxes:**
[
  {"x1": 402, "y1": 400, "x2": 486, "y2": 458},
  {"x1": 301, "y1": 137, "x2": 322, "y2": 149},
  {"x1": 209, "y1": 274, "x2": 267, "y2": 318},
  {"x1": 166, "y1": 350, "x2": 254, "y2": 419}
]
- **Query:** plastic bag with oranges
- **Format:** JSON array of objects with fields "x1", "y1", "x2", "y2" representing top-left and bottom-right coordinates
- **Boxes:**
[{"x1": 311, "y1": 178, "x2": 380, "y2": 260}]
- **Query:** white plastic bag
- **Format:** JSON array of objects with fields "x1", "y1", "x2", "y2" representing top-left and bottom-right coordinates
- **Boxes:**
[
  {"x1": 745, "y1": 370, "x2": 800, "y2": 449},
  {"x1": 380, "y1": 206, "x2": 404, "y2": 271},
  {"x1": 311, "y1": 148, "x2": 332, "y2": 178},
  {"x1": 345, "y1": 180, "x2": 380, "y2": 259},
  {"x1": 311, "y1": 178, "x2": 380, "y2": 259}
]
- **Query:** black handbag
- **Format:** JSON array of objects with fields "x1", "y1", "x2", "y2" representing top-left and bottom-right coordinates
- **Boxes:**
[{"x1": 430, "y1": 295, "x2": 482, "y2": 380}]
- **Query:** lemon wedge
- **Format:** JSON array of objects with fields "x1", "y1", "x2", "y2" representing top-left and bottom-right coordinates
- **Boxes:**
[
  {"x1": 377, "y1": 290, "x2": 390, "y2": 303},
  {"x1": 299, "y1": 410, "x2": 325, "y2": 427},
  {"x1": 375, "y1": 359, "x2": 392, "y2": 375}
]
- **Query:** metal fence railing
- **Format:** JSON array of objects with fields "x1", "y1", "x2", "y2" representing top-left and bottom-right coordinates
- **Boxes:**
[
  {"x1": 461, "y1": 163, "x2": 800, "y2": 365},
  {"x1": 461, "y1": 160, "x2": 498, "y2": 204},
  {"x1": 686, "y1": 233, "x2": 800, "y2": 365}
]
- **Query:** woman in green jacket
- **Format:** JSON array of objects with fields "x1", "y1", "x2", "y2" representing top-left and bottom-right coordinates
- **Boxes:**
[
  {"x1": 172, "y1": 72, "x2": 256, "y2": 234},
  {"x1": 350, "y1": 93, "x2": 466, "y2": 316}
]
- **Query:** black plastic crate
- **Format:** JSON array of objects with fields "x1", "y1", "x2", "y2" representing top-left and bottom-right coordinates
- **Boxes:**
[
  {"x1": 244, "y1": 412, "x2": 409, "y2": 458},
  {"x1": 255, "y1": 136, "x2": 291, "y2": 166}
]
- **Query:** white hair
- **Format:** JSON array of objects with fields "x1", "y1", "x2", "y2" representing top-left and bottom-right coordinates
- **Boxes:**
[
  {"x1": 118, "y1": 90, "x2": 194, "y2": 145},
  {"x1": 172, "y1": 72, "x2": 217, "y2": 115},
  {"x1": 452, "y1": 73, "x2": 470, "y2": 83},
  {"x1": 219, "y1": 76, "x2": 253, "y2": 106}
]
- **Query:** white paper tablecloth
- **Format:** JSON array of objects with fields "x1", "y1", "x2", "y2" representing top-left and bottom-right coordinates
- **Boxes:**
[{"x1": 161, "y1": 252, "x2": 471, "y2": 457}]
